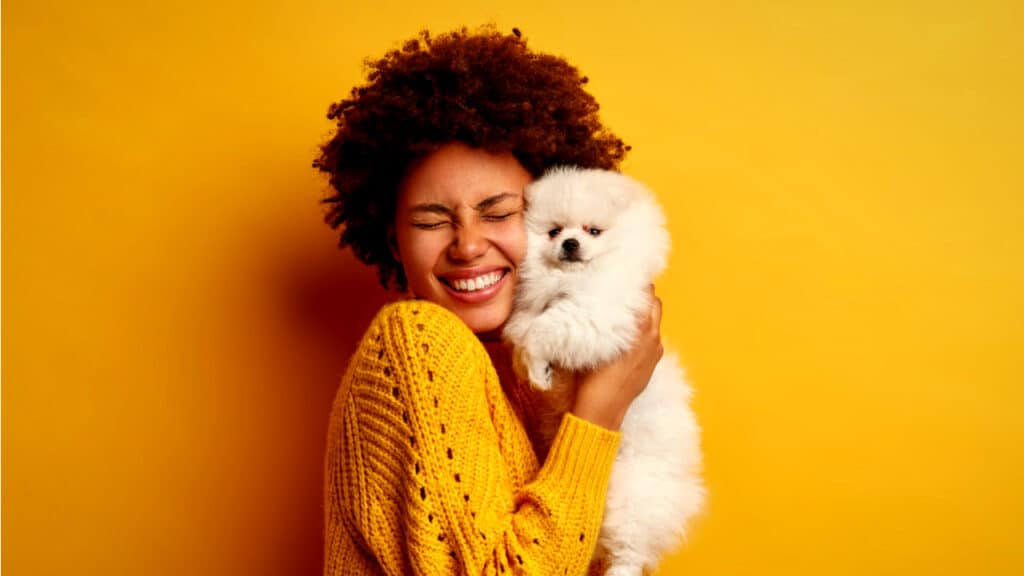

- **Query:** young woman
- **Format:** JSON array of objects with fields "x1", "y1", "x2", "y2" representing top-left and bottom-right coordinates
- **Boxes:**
[{"x1": 315, "y1": 27, "x2": 664, "y2": 575}]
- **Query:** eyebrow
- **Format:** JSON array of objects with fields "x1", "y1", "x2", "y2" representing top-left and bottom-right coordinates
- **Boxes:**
[{"x1": 409, "y1": 192, "x2": 521, "y2": 216}]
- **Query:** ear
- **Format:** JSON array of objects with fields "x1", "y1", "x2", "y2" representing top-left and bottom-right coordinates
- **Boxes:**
[{"x1": 387, "y1": 227, "x2": 401, "y2": 263}]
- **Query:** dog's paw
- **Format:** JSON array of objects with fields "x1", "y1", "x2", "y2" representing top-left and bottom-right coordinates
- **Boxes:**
[
  {"x1": 511, "y1": 346, "x2": 530, "y2": 382},
  {"x1": 527, "y1": 358, "x2": 554, "y2": 391},
  {"x1": 515, "y1": 348, "x2": 553, "y2": 391},
  {"x1": 513, "y1": 343, "x2": 555, "y2": 391}
]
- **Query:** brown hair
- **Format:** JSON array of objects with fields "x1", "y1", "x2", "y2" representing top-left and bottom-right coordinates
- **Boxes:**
[{"x1": 313, "y1": 26, "x2": 629, "y2": 289}]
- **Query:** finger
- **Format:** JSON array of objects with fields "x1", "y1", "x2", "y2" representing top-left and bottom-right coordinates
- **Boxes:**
[
  {"x1": 636, "y1": 296, "x2": 659, "y2": 337},
  {"x1": 651, "y1": 295, "x2": 663, "y2": 332}
]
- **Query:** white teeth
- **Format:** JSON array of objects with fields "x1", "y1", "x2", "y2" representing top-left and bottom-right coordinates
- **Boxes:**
[{"x1": 448, "y1": 271, "x2": 503, "y2": 292}]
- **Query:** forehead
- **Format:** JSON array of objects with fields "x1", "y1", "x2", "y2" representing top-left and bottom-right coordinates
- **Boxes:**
[{"x1": 397, "y1": 143, "x2": 532, "y2": 207}]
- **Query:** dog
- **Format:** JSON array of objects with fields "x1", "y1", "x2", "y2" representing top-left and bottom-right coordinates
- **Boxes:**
[{"x1": 503, "y1": 167, "x2": 705, "y2": 576}]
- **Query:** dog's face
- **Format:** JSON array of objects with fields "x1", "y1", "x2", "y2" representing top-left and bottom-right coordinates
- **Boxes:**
[
  {"x1": 523, "y1": 167, "x2": 667, "y2": 275},
  {"x1": 532, "y1": 207, "x2": 616, "y2": 270}
]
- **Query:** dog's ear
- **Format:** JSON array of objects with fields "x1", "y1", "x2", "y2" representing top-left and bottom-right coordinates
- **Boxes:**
[
  {"x1": 601, "y1": 179, "x2": 637, "y2": 214},
  {"x1": 523, "y1": 179, "x2": 540, "y2": 208}
]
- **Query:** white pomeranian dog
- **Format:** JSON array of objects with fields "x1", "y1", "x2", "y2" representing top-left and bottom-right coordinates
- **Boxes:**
[{"x1": 503, "y1": 167, "x2": 705, "y2": 576}]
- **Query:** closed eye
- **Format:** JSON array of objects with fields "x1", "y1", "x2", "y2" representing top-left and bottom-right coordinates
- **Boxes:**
[{"x1": 412, "y1": 221, "x2": 448, "y2": 230}]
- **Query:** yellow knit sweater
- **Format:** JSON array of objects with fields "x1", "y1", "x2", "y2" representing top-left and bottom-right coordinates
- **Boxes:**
[{"x1": 323, "y1": 299, "x2": 622, "y2": 575}]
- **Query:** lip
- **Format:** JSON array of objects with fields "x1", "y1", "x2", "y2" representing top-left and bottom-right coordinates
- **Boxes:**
[{"x1": 437, "y1": 267, "x2": 510, "y2": 304}]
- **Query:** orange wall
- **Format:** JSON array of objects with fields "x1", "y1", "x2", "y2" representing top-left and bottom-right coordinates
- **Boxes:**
[{"x1": 3, "y1": 1, "x2": 1022, "y2": 574}]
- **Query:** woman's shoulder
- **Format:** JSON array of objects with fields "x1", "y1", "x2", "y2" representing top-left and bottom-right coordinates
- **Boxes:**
[
  {"x1": 354, "y1": 298, "x2": 491, "y2": 379},
  {"x1": 367, "y1": 299, "x2": 478, "y2": 348},
  {"x1": 339, "y1": 299, "x2": 499, "y2": 436}
]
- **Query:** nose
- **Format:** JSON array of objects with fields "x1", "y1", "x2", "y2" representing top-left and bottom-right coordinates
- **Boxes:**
[
  {"x1": 561, "y1": 238, "x2": 579, "y2": 253},
  {"x1": 448, "y1": 222, "x2": 488, "y2": 262}
]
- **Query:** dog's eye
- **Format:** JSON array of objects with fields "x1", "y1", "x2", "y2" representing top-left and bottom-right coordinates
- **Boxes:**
[
  {"x1": 548, "y1": 227, "x2": 562, "y2": 238},
  {"x1": 588, "y1": 227, "x2": 603, "y2": 236}
]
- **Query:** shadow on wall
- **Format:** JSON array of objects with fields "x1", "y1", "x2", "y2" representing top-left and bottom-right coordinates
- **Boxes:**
[{"x1": 270, "y1": 243, "x2": 397, "y2": 574}]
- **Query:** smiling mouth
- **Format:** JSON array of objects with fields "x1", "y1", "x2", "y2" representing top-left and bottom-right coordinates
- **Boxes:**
[{"x1": 439, "y1": 270, "x2": 508, "y2": 293}]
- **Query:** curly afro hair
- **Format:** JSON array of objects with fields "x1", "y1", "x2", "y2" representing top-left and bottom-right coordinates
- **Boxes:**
[{"x1": 313, "y1": 25, "x2": 630, "y2": 290}]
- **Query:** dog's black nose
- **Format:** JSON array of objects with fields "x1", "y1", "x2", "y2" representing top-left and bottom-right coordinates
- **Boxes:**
[{"x1": 562, "y1": 238, "x2": 579, "y2": 253}]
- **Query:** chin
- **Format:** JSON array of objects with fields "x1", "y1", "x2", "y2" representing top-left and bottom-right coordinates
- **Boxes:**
[
  {"x1": 437, "y1": 281, "x2": 515, "y2": 336},
  {"x1": 453, "y1": 304, "x2": 509, "y2": 336},
  {"x1": 503, "y1": 166, "x2": 705, "y2": 576}
]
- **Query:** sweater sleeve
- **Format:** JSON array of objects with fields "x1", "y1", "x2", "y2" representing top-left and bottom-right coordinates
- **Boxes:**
[{"x1": 331, "y1": 300, "x2": 621, "y2": 576}]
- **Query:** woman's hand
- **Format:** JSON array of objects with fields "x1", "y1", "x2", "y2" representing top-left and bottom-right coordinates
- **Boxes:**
[{"x1": 570, "y1": 286, "x2": 664, "y2": 431}]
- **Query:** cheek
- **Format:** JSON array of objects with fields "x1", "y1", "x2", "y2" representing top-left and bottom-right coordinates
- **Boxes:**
[
  {"x1": 544, "y1": 239, "x2": 560, "y2": 259},
  {"x1": 396, "y1": 230, "x2": 446, "y2": 283},
  {"x1": 527, "y1": 234, "x2": 555, "y2": 261},
  {"x1": 499, "y1": 223, "x2": 528, "y2": 266}
]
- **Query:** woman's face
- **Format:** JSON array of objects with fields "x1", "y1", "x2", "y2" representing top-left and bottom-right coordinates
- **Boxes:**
[{"x1": 393, "y1": 142, "x2": 531, "y2": 337}]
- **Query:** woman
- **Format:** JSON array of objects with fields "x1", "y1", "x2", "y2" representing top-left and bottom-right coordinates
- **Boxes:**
[{"x1": 315, "y1": 26, "x2": 664, "y2": 575}]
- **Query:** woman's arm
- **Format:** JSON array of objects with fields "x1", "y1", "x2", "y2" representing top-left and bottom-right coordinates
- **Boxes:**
[
  {"x1": 572, "y1": 286, "x2": 664, "y2": 431},
  {"x1": 327, "y1": 300, "x2": 621, "y2": 575}
]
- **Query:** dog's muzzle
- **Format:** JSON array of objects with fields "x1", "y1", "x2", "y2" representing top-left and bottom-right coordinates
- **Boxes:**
[{"x1": 559, "y1": 238, "x2": 583, "y2": 262}]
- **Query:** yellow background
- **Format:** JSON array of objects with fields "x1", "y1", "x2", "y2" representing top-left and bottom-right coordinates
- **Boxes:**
[{"x1": 4, "y1": 0, "x2": 1022, "y2": 574}]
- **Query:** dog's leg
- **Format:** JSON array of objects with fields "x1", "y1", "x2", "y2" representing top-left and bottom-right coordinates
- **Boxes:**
[
  {"x1": 514, "y1": 344, "x2": 554, "y2": 390},
  {"x1": 534, "y1": 298, "x2": 636, "y2": 371}
]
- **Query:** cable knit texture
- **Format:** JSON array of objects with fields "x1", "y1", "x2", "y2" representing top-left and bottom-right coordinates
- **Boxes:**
[{"x1": 324, "y1": 299, "x2": 622, "y2": 575}]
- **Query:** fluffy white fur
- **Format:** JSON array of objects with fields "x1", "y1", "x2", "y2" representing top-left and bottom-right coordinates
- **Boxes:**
[{"x1": 503, "y1": 167, "x2": 705, "y2": 576}]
